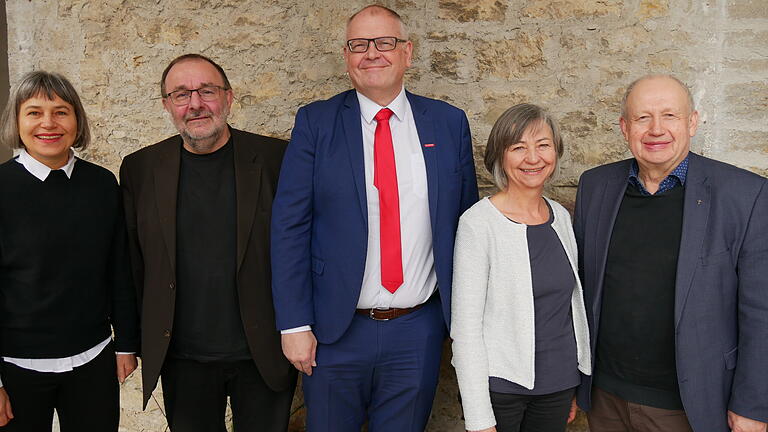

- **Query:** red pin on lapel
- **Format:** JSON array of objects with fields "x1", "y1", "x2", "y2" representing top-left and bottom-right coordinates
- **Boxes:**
[{"x1": 424, "y1": 143, "x2": 435, "y2": 147}]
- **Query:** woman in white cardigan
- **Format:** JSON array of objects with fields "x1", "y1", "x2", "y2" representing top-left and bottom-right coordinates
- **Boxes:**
[{"x1": 451, "y1": 104, "x2": 591, "y2": 432}]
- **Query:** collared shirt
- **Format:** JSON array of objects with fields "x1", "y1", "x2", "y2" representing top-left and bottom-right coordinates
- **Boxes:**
[
  {"x1": 16, "y1": 147, "x2": 76, "y2": 180},
  {"x1": 0, "y1": 149, "x2": 120, "y2": 387},
  {"x1": 628, "y1": 155, "x2": 689, "y2": 195},
  {"x1": 356, "y1": 88, "x2": 435, "y2": 309}
]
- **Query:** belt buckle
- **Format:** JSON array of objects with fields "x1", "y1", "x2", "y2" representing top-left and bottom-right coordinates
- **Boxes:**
[{"x1": 370, "y1": 308, "x2": 390, "y2": 321}]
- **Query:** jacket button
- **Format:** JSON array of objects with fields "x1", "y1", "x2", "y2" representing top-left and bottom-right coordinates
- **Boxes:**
[
  {"x1": 163, "y1": 330, "x2": 171, "y2": 337},
  {"x1": 169, "y1": 282, "x2": 175, "y2": 290}
]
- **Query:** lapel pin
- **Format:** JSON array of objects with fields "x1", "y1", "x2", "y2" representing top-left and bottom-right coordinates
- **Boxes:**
[
  {"x1": 424, "y1": 143, "x2": 435, "y2": 147},
  {"x1": 697, "y1": 199, "x2": 703, "y2": 205}
]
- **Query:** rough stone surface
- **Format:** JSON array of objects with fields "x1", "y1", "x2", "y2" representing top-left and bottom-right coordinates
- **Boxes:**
[
  {"x1": 728, "y1": 0, "x2": 768, "y2": 19},
  {"x1": 438, "y1": 0, "x2": 507, "y2": 22},
  {"x1": 5, "y1": 0, "x2": 766, "y2": 431}
]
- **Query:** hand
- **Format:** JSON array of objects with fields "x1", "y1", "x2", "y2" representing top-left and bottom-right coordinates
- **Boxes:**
[
  {"x1": 0, "y1": 388, "x2": 13, "y2": 426},
  {"x1": 116, "y1": 354, "x2": 138, "y2": 383},
  {"x1": 728, "y1": 411, "x2": 768, "y2": 432},
  {"x1": 281, "y1": 331, "x2": 317, "y2": 376},
  {"x1": 468, "y1": 427, "x2": 496, "y2": 432},
  {"x1": 567, "y1": 396, "x2": 578, "y2": 423}
]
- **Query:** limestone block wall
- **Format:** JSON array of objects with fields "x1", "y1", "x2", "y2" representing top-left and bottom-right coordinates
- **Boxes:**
[{"x1": 4, "y1": 0, "x2": 767, "y2": 431}]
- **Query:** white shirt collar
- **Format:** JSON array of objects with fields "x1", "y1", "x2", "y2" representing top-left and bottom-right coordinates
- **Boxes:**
[
  {"x1": 356, "y1": 87, "x2": 408, "y2": 124},
  {"x1": 16, "y1": 148, "x2": 76, "y2": 181}
]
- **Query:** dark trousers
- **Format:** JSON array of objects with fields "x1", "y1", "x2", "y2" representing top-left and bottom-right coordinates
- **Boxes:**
[
  {"x1": 161, "y1": 358, "x2": 295, "y2": 432},
  {"x1": 587, "y1": 386, "x2": 693, "y2": 432},
  {"x1": 490, "y1": 387, "x2": 575, "y2": 432},
  {"x1": 0, "y1": 344, "x2": 118, "y2": 432},
  {"x1": 303, "y1": 297, "x2": 445, "y2": 432}
]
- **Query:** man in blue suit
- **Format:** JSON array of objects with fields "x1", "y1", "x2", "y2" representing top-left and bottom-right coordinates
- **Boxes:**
[
  {"x1": 271, "y1": 4, "x2": 478, "y2": 431},
  {"x1": 574, "y1": 74, "x2": 768, "y2": 432}
]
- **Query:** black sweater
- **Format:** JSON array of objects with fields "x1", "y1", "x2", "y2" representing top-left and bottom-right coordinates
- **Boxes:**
[
  {"x1": 595, "y1": 183, "x2": 685, "y2": 409},
  {"x1": 0, "y1": 158, "x2": 139, "y2": 358}
]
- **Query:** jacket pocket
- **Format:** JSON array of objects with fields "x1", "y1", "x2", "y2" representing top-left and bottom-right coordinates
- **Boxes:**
[
  {"x1": 724, "y1": 346, "x2": 738, "y2": 370},
  {"x1": 311, "y1": 257, "x2": 325, "y2": 275},
  {"x1": 701, "y1": 248, "x2": 731, "y2": 266}
]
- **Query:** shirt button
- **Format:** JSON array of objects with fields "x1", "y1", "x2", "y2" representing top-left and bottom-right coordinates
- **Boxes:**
[{"x1": 163, "y1": 330, "x2": 171, "y2": 337}]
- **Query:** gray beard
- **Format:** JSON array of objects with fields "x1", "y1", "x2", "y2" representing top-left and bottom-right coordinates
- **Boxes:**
[{"x1": 180, "y1": 125, "x2": 225, "y2": 153}]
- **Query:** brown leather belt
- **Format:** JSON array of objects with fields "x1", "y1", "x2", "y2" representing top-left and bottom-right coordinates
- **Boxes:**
[{"x1": 355, "y1": 303, "x2": 424, "y2": 321}]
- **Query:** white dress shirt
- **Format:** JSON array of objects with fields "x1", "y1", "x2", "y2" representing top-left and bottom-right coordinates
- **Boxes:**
[
  {"x1": 355, "y1": 88, "x2": 435, "y2": 309},
  {"x1": 0, "y1": 150, "x2": 118, "y2": 387},
  {"x1": 281, "y1": 88, "x2": 436, "y2": 334}
]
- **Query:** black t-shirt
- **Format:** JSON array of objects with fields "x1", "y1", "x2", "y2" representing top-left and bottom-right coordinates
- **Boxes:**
[{"x1": 170, "y1": 140, "x2": 250, "y2": 361}]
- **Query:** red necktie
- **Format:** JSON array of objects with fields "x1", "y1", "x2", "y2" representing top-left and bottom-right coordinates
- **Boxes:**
[{"x1": 374, "y1": 108, "x2": 403, "y2": 293}]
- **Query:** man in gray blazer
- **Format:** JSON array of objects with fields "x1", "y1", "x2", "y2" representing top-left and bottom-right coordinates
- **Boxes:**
[{"x1": 574, "y1": 74, "x2": 767, "y2": 432}]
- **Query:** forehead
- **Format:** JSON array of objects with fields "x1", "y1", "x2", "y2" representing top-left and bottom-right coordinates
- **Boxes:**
[
  {"x1": 346, "y1": 11, "x2": 403, "y2": 39},
  {"x1": 21, "y1": 92, "x2": 71, "y2": 108},
  {"x1": 164, "y1": 59, "x2": 224, "y2": 90},
  {"x1": 627, "y1": 77, "x2": 690, "y2": 113}
]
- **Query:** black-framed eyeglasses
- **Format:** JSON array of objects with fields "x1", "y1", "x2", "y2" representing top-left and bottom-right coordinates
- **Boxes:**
[
  {"x1": 164, "y1": 85, "x2": 229, "y2": 106},
  {"x1": 346, "y1": 37, "x2": 408, "y2": 53}
]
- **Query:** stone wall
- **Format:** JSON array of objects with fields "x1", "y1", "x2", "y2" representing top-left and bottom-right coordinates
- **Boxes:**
[{"x1": 5, "y1": 0, "x2": 767, "y2": 431}]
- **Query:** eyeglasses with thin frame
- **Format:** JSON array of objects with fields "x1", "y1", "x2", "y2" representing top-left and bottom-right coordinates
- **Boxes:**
[
  {"x1": 346, "y1": 37, "x2": 408, "y2": 53},
  {"x1": 164, "y1": 85, "x2": 229, "y2": 106}
]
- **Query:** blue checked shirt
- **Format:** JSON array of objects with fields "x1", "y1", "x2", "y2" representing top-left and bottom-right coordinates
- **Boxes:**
[{"x1": 628, "y1": 155, "x2": 689, "y2": 195}]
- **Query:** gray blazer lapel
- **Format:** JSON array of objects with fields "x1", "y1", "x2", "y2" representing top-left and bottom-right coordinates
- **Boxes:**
[
  {"x1": 591, "y1": 169, "x2": 627, "y2": 315},
  {"x1": 153, "y1": 139, "x2": 181, "y2": 274},
  {"x1": 674, "y1": 154, "x2": 710, "y2": 329}
]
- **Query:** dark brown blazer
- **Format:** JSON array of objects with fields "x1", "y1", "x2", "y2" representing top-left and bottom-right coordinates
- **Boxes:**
[{"x1": 119, "y1": 127, "x2": 295, "y2": 408}]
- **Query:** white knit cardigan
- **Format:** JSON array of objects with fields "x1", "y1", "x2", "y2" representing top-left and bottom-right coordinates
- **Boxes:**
[{"x1": 450, "y1": 197, "x2": 592, "y2": 431}]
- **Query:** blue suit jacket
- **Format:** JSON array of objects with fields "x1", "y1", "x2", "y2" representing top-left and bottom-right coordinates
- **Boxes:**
[
  {"x1": 271, "y1": 90, "x2": 478, "y2": 344},
  {"x1": 574, "y1": 152, "x2": 768, "y2": 431}
]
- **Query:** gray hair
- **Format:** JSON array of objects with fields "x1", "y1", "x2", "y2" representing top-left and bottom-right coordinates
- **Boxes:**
[
  {"x1": 347, "y1": 4, "x2": 409, "y2": 40},
  {"x1": 484, "y1": 103, "x2": 564, "y2": 190},
  {"x1": 0, "y1": 71, "x2": 91, "y2": 150},
  {"x1": 620, "y1": 74, "x2": 695, "y2": 120}
]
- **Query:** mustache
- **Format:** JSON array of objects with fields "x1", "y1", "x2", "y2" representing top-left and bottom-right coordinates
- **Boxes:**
[{"x1": 184, "y1": 109, "x2": 213, "y2": 121}]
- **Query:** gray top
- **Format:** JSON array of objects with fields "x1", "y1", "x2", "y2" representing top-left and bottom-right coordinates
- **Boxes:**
[{"x1": 489, "y1": 201, "x2": 580, "y2": 395}]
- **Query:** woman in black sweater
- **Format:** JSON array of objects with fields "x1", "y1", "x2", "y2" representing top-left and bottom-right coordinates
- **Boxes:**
[{"x1": 0, "y1": 71, "x2": 139, "y2": 431}]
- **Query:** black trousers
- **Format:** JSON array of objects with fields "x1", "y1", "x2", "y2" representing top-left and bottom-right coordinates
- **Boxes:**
[
  {"x1": 490, "y1": 387, "x2": 576, "y2": 432},
  {"x1": 0, "y1": 344, "x2": 119, "y2": 432},
  {"x1": 161, "y1": 358, "x2": 296, "y2": 432}
]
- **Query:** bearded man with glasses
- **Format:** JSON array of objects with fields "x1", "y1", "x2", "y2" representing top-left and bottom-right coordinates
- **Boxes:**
[
  {"x1": 119, "y1": 53, "x2": 296, "y2": 432},
  {"x1": 272, "y1": 4, "x2": 478, "y2": 431}
]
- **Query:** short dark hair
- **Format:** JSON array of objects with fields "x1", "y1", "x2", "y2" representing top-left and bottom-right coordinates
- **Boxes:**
[
  {"x1": 0, "y1": 70, "x2": 91, "y2": 151},
  {"x1": 484, "y1": 103, "x2": 564, "y2": 190},
  {"x1": 160, "y1": 53, "x2": 231, "y2": 97}
]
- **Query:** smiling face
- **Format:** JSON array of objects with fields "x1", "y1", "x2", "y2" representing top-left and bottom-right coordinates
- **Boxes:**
[
  {"x1": 344, "y1": 8, "x2": 412, "y2": 106},
  {"x1": 17, "y1": 93, "x2": 77, "y2": 169},
  {"x1": 502, "y1": 121, "x2": 557, "y2": 193},
  {"x1": 162, "y1": 58, "x2": 233, "y2": 153},
  {"x1": 620, "y1": 76, "x2": 698, "y2": 176}
]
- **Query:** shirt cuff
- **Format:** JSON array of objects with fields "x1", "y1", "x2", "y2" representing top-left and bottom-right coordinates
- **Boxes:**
[
  {"x1": 115, "y1": 352, "x2": 136, "y2": 355},
  {"x1": 281, "y1": 325, "x2": 312, "y2": 334}
]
